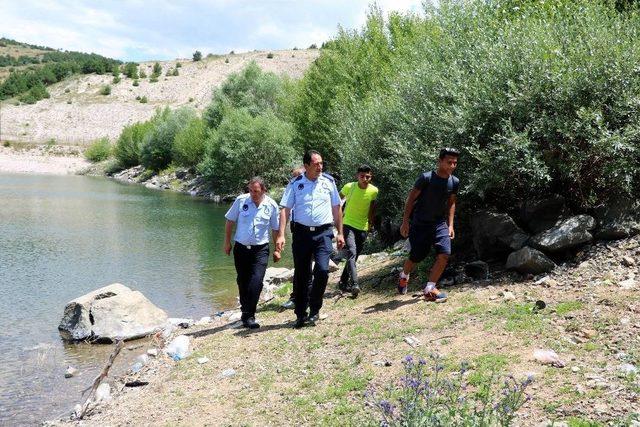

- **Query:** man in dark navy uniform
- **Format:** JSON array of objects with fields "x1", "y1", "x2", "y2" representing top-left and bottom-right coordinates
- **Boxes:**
[
  {"x1": 277, "y1": 150, "x2": 345, "y2": 328},
  {"x1": 397, "y1": 148, "x2": 460, "y2": 303}
]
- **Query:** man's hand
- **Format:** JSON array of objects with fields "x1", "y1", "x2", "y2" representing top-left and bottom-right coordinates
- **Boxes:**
[
  {"x1": 449, "y1": 226, "x2": 455, "y2": 240},
  {"x1": 336, "y1": 233, "x2": 345, "y2": 250},
  {"x1": 224, "y1": 241, "x2": 232, "y2": 255},
  {"x1": 273, "y1": 250, "x2": 282, "y2": 263},
  {"x1": 275, "y1": 235, "x2": 286, "y2": 253},
  {"x1": 400, "y1": 220, "x2": 410, "y2": 239}
]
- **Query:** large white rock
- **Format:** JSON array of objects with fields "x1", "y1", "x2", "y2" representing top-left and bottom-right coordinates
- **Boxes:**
[{"x1": 58, "y1": 283, "x2": 168, "y2": 342}]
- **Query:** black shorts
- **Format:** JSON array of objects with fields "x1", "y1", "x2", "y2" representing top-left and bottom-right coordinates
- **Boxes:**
[{"x1": 408, "y1": 220, "x2": 451, "y2": 263}]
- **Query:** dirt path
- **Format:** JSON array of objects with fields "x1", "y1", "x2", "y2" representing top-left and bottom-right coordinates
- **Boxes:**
[{"x1": 62, "y1": 236, "x2": 640, "y2": 426}]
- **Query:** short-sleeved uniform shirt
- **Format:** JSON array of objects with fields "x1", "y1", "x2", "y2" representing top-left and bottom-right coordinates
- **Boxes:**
[
  {"x1": 280, "y1": 173, "x2": 341, "y2": 226},
  {"x1": 340, "y1": 182, "x2": 378, "y2": 231},
  {"x1": 225, "y1": 194, "x2": 280, "y2": 246},
  {"x1": 412, "y1": 171, "x2": 459, "y2": 224}
]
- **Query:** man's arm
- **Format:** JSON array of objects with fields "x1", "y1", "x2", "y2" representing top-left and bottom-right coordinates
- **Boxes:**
[
  {"x1": 272, "y1": 229, "x2": 282, "y2": 262},
  {"x1": 276, "y1": 207, "x2": 290, "y2": 252},
  {"x1": 447, "y1": 194, "x2": 457, "y2": 239},
  {"x1": 368, "y1": 200, "x2": 377, "y2": 231},
  {"x1": 224, "y1": 220, "x2": 234, "y2": 255},
  {"x1": 400, "y1": 188, "x2": 421, "y2": 238},
  {"x1": 332, "y1": 204, "x2": 345, "y2": 249}
]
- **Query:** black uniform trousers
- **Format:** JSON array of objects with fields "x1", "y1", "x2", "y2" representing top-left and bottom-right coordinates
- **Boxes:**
[
  {"x1": 292, "y1": 224, "x2": 333, "y2": 319},
  {"x1": 339, "y1": 224, "x2": 368, "y2": 287},
  {"x1": 233, "y1": 242, "x2": 269, "y2": 320},
  {"x1": 289, "y1": 221, "x2": 312, "y2": 300}
]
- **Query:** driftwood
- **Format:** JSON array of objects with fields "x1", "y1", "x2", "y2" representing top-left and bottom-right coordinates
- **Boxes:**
[{"x1": 75, "y1": 340, "x2": 124, "y2": 420}]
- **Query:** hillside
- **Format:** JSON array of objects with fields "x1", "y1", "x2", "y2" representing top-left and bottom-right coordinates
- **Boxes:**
[
  {"x1": 0, "y1": 50, "x2": 319, "y2": 145},
  {"x1": 0, "y1": 38, "x2": 54, "y2": 81}
]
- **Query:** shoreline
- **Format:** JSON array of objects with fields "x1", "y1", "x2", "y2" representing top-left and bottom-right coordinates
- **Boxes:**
[{"x1": 0, "y1": 145, "x2": 91, "y2": 175}]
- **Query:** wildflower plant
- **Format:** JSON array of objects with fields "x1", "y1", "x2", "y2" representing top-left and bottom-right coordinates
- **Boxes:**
[{"x1": 369, "y1": 354, "x2": 531, "y2": 426}]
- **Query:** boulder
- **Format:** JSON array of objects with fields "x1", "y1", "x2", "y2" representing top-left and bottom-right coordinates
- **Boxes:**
[
  {"x1": 520, "y1": 195, "x2": 567, "y2": 233},
  {"x1": 593, "y1": 199, "x2": 640, "y2": 240},
  {"x1": 263, "y1": 267, "x2": 294, "y2": 286},
  {"x1": 530, "y1": 215, "x2": 595, "y2": 252},
  {"x1": 506, "y1": 247, "x2": 556, "y2": 274},
  {"x1": 58, "y1": 283, "x2": 168, "y2": 342},
  {"x1": 471, "y1": 211, "x2": 529, "y2": 260}
]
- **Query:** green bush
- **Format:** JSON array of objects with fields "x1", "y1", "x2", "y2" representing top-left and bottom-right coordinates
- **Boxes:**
[
  {"x1": 149, "y1": 76, "x2": 158, "y2": 83},
  {"x1": 193, "y1": 51, "x2": 202, "y2": 61},
  {"x1": 203, "y1": 61, "x2": 291, "y2": 128},
  {"x1": 140, "y1": 69, "x2": 147, "y2": 78},
  {"x1": 132, "y1": 79, "x2": 139, "y2": 86},
  {"x1": 123, "y1": 62, "x2": 138, "y2": 79},
  {"x1": 266, "y1": 52, "x2": 274, "y2": 59},
  {"x1": 140, "y1": 107, "x2": 196, "y2": 171},
  {"x1": 114, "y1": 117, "x2": 158, "y2": 168},
  {"x1": 173, "y1": 117, "x2": 207, "y2": 167},
  {"x1": 3, "y1": 141, "x2": 10, "y2": 147},
  {"x1": 100, "y1": 85, "x2": 111, "y2": 95},
  {"x1": 84, "y1": 137, "x2": 112, "y2": 162},
  {"x1": 18, "y1": 82, "x2": 50, "y2": 104},
  {"x1": 112, "y1": 76, "x2": 121, "y2": 84},
  {"x1": 199, "y1": 109, "x2": 296, "y2": 193},
  {"x1": 176, "y1": 62, "x2": 182, "y2": 68},
  {"x1": 140, "y1": 96, "x2": 148, "y2": 103},
  {"x1": 172, "y1": 68, "x2": 179, "y2": 76},
  {"x1": 152, "y1": 62, "x2": 162, "y2": 75}
]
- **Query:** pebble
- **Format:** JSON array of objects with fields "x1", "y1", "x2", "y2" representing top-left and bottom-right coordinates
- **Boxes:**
[
  {"x1": 147, "y1": 348, "x2": 158, "y2": 357},
  {"x1": 404, "y1": 336, "x2": 421, "y2": 347},
  {"x1": 622, "y1": 256, "x2": 636, "y2": 267},
  {"x1": 502, "y1": 291, "x2": 516, "y2": 301},
  {"x1": 94, "y1": 383, "x2": 111, "y2": 403},
  {"x1": 571, "y1": 366, "x2": 580, "y2": 373},
  {"x1": 619, "y1": 363, "x2": 638, "y2": 374},
  {"x1": 64, "y1": 366, "x2": 78, "y2": 378},
  {"x1": 534, "y1": 276, "x2": 559, "y2": 287},
  {"x1": 197, "y1": 357, "x2": 210, "y2": 365},
  {"x1": 195, "y1": 316, "x2": 212, "y2": 325},
  {"x1": 619, "y1": 278, "x2": 637, "y2": 290},
  {"x1": 221, "y1": 368, "x2": 236, "y2": 378},
  {"x1": 228, "y1": 312, "x2": 242, "y2": 322},
  {"x1": 319, "y1": 313, "x2": 328, "y2": 320}
]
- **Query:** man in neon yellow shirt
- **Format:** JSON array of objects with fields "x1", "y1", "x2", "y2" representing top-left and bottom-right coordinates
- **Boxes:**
[{"x1": 338, "y1": 165, "x2": 378, "y2": 297}]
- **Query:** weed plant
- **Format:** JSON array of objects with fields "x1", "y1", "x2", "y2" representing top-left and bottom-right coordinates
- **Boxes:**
[{"x1": 370, "y1": 354, "x2": 532, "y2": 426}]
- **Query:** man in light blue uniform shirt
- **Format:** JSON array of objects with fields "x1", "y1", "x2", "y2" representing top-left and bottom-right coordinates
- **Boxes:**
[
  {"x1": 277, "y1": 150, "x2": 345, "y2": 328},
  {"x1": 224, "y1": 177, "x2": 281, "y2": 329}
]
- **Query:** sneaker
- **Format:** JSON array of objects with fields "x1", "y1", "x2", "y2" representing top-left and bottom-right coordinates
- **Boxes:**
[
  {"x1": 424, "y1": 291, "x2": 448, "y2": 303},
  {"x1": 397, "y1": 275, "x2": 409, "y2": 295},
  {"x1": 281, "y1": 299, "x2": 295, "y2": 310},
  {"x1": 242, "y1": 317, "x2": 260, "y2": 329},
  {"x1": 308, "y1": 312, "x2": 320, "y2": 325}
]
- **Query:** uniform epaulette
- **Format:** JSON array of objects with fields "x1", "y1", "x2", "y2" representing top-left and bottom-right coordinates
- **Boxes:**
[
  {"x1": 289, "y1": 174, "x2": 304, "y2": 184},
  {"x1": 321, "y1": 173, "x2": 335, "y2": 182}
]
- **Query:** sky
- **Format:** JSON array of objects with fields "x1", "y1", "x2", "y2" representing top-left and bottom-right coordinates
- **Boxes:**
[{"x1": 0, "y1": 0, "x2": 425, "y2": 62}]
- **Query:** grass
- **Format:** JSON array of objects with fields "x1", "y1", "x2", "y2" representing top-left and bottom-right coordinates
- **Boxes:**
[{"x1": 555, "y1": 301, "x2": 584, "y2": 316}]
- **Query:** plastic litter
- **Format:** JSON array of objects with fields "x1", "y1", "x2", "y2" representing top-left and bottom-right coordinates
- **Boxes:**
[
  {"x1": 197, "y1": 357, "x2": 210, "y2": 364},
  {"x1": 165, "y1": 335, "x2": 191, "y2": 361},
  {"x1": 94, "y1": 383, "x2": 111, "y2": 403}
]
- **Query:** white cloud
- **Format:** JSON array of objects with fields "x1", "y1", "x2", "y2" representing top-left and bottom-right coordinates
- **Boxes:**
[{"x1": 0, "y1": 0, "x2": 425, "y2": 61}]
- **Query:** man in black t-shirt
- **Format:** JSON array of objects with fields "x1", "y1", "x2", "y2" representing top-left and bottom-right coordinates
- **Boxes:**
[{"x1": 397, "y1": 148, "x2": 460, "y2": 302}]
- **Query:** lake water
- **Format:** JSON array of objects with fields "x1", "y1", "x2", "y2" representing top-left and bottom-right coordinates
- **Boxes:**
[{"x1": 0, "y1": 174, "x2": 289, "y2": 425}]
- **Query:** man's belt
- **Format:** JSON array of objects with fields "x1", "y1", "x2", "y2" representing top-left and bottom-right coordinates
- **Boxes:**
[{"x1": 293, "y1": 223, "x2": 332, "y2": 232}]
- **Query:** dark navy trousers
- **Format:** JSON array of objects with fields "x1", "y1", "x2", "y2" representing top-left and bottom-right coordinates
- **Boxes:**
[
  {"x1": 233, "y1": 242, "x2": 269, "y2": 320},
  {"x1": 339, "y1": 224, "x2": 367, "y2": 287},
  {"x1": 292, "y1": 225, "x2": 333, "y2": 319}
]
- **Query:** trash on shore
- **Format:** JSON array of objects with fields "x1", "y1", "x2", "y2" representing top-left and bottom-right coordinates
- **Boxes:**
[
  {"x1": 165, "y1": 335, "x2": 191, "y2": 361},
  {"x1": 404, "y1": 336, "x2": 421, "y2": 347},
  {"x1": 65, "y1": 366, "x2": 78, "y2": 378}
]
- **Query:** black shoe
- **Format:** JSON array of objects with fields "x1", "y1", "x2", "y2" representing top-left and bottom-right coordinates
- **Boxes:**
[
  {"x1": 338, "y1": 281, "x2": 351, "y2": 292},
  {"x1": 308, "y1": 312, "x2": 320, "y2": 324},
  {"x1": 294, "y1": 316, "x2": 306, "y2": 329},
  {"x1": 242, "y1": 317, "x2": 260, "y2": 329},
  {"x1": 351, "y1": 285, "x2": 361, "y2": 297}
]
